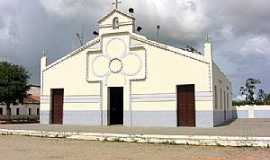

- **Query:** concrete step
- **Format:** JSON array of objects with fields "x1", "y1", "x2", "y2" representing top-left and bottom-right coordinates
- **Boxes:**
[{"x1": 0, "y1": 128, "x2": 269, "y2": 148}]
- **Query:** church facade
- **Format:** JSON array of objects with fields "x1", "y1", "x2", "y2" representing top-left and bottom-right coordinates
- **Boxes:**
[{"x1": 40, "y1": 8, "x2": 233, "y2": 128}]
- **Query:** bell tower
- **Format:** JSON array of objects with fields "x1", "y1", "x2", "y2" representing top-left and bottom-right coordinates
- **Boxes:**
[{"x1": 98, "y1": 2, "x2": 135, "y2": 35}]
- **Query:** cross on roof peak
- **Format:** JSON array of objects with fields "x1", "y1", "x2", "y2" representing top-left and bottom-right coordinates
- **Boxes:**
[{"x1": 112, "y1": 0, "x2": 122, "y2": 10}]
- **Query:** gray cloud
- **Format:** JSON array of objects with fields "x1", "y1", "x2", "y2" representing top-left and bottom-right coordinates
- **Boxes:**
[{"x1": 0, "y1": 0, "x2": 270, "y2": 97}]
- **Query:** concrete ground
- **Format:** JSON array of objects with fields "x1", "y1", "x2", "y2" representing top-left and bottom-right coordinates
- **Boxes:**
[
  {"x1": 0, "y1": 135, "x2": 269, "y2": 160},
  {"x1": 0, "y1": 119, "x2": 270, "y2": 137}
]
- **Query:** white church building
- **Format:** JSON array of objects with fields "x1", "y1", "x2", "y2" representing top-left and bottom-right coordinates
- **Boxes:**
[{"x1": 40, "y1": 4, "x2": 232, "y2": 128}]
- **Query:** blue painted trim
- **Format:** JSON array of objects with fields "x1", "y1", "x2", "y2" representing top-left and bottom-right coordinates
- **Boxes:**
[{"x1": 254, "y1": 110, "x2": 270, "y2": 118}]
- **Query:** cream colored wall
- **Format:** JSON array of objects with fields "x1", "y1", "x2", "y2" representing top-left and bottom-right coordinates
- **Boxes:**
[
  {"x1": 40, "y1": 8, "x2": 234, "y2": 127},
  {"x1": 41, "y1": 48, "x2": 101, "y2": 112},
  {"x1": 43, "y1": 51, "x2": 100, "y2": 96},
  {"x1": 41, "y1": 32, "x2": 214, "y2": 113},
  {"x1": 41, "y1": 8, "x2": 224, "y2": 116},
  {"x1": 131, "y1": 39, "x2": 213, "y2": 111},
  {"x1": 132, "y1": 44, "x2": 211, "y2": 92},
  {"x1": 212, "y1": 63, "x2": 232, "y2": 111}
]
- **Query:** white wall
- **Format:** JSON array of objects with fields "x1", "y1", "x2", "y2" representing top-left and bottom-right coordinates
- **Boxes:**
[
  {"x1": 0, "y1": 104, "x2": 39, "y2": 118},
  {"x1": 234, "y1": 105, "x2": 270, "y2": 118},
  {"x1": 28, "y1": 86, "x2": 40, "y2": 97},
  {"x1": 212, "y1": 62, "x2": 233, "y2": 126}
]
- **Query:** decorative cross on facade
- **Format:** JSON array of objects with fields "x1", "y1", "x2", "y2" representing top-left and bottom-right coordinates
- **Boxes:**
[
  {"x1": 86, "y1": 36, "x2": 146, "y2": 126},
  {"x1": 87, "y1": 37, "x2": 146, "y2": 86},
  {"x1": 112, "y1": 0, "x2": 122, "y2": 9}
]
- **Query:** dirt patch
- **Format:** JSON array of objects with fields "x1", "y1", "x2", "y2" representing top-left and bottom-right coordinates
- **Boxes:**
[{"x1": 0, "y1": 135, "x2": 269, "y2": 160}]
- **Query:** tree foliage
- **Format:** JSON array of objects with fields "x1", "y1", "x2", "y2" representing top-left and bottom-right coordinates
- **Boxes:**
[
  {"x1": 0, "y1": 62, "x2": 30, "y2": 116},
  {"x1": 265, "y1": 94, "x2": 270, "y2": 105},
  {"x1": 240, "y1": 78, "x2": 261, "y2": 104},
  {"x1": 234, "y1": 78, "x2": 270, "y2": 106},
  {"x1": 257, "y1": 89, "x2": 267, "y2": 102}
]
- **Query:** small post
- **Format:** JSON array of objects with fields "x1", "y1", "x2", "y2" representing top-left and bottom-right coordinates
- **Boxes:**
[
  {"x1": 157, "y1": 25, "x2": 160, "y2": 42},
  {"x1": 41, "y1": 49, "x2": 48, "y2": 72},
  {"x1": 204, "y1": 33, "x2": 213, "y2": 61}
]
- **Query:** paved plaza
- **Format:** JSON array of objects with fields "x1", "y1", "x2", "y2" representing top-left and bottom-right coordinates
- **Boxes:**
[
  {"x1": 1, "y1": 119, "x2": 270, "y2": 137},
  {"x1": 1, "y1": 119, "x2": 270, "y2": 147}
]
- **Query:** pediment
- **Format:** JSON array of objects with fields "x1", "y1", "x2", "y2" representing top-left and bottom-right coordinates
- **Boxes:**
[{"x1": 98, "y1": 9, "x2": 135, "y2": 25}]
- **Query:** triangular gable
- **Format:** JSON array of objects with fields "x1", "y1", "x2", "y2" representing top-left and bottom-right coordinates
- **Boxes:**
[
  {"x1": 44, "y1": 38, "x2": 100, "y2": 71},
  {"x1": 98, "y1": 9, "x2": 135, "y2": 24}
]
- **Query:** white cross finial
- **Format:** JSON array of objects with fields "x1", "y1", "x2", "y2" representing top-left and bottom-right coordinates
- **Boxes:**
[
  {"x1": 42, "y1": 48, "x2": 47, "y2": 57},
  {"x1": 206, "y1": 33, "x2": 211, "y2": 43},
  {"x1": 112, "y1": 0, "x2": 122, "y2": 10}
]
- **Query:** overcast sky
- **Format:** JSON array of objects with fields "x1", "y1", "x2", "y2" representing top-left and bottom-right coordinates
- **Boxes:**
[{"x1": 0, "y1": 0, "x2": 270, "y2": 97}]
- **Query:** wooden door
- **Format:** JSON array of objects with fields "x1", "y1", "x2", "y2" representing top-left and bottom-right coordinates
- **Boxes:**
[
  {"x1": 177, "y1": 85, "x2": 195, "y2": 127},
  {"x1": 51, "y1": 89, "x2": 64, "y2": 124},
  {"x1": 224, "y1": 91, "x2": 227, "y2": 121}
]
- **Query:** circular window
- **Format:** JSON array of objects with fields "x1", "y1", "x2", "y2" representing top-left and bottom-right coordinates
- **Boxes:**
[{"x1": 109, "y1": 58, "x2": 123, "y2": 73}]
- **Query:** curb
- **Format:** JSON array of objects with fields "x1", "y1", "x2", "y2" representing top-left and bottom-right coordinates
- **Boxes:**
[{"x1": 1, "y1": 129, "x2": 270, "y2": 147}]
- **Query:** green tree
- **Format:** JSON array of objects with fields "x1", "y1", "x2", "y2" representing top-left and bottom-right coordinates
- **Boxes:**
[
  {"x1": 257, "y1": 89, "x2": 267, "y2": 104},
  {"x1": 240, "y1": 78, "x2": 261, "y2": 104},
  {"x1": 0, "y1": 62, "x2": 30, "y2": 118},
  {"x1": 265, "y1": 94, "x2": 270, "y2": 105}
]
